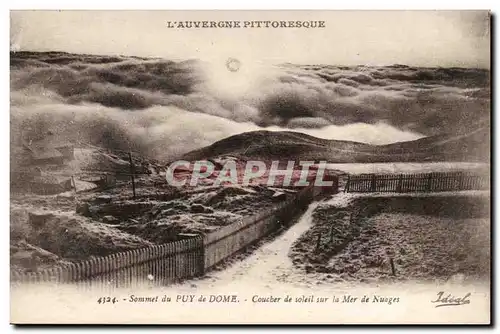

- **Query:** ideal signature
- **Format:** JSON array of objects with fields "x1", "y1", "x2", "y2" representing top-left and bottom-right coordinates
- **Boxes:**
[{"x1": 431, "y1": 291, "x2": 471, "y2": 308}]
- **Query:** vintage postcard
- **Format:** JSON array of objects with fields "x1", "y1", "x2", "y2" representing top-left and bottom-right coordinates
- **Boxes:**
[{"x1": 10, "y1": 10, "x2": 491, "y2": 324}]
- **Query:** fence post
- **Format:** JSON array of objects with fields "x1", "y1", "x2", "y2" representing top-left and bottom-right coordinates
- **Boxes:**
[
  {"x1": 389, "y1": 257, "x2": 396, "y2": 276},
  {"x1": 397, "y1": 174, "x2": 403, "y2": 193},
  {"x1": 71, "y1": 175, "x2": 77, "y2": 193},
  {"x1": 458, "y1": 172, "x2": 465, "y2": 190},
  {"x1": 128, "y1": 152, "x2": 136, "y2": 199},
  {"x1": 426, "y1": 173, "x2": 433, "y2": 192},
  {"x1": 370, "y1": 174, "x2": 377, "y2": 192},
  {"x1": 344, "y1": 175, "x2": 350, "y2": 193},
  {"x1": 196, "y1": 236, "x2": 205, "y2": 277},
  {"x1": 315, "y1": 232, "x2": 322, "y2": 252}
]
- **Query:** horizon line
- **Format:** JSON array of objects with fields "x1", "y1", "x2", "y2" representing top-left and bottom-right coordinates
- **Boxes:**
[{"x1": 9, "y1": 49, "x2": 491, "y2": 70}]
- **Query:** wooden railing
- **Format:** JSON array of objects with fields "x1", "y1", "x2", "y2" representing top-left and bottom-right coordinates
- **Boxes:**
[{"x1": 344, "y1": 171, "x2": 489, "y2": 193}]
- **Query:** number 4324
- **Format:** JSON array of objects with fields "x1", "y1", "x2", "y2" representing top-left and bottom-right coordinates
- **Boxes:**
[{"x1": 97, "y1": 297, "x2": 118, "y2": 304}]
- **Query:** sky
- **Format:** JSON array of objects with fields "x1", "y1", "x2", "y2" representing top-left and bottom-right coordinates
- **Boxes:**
[{"x1": 10, "y1": 10, "x2": 490, "y2": 68}]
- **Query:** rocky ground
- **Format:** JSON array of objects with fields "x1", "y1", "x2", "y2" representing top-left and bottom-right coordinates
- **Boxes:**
[
  {"x1": 10, "y1": 179, "x2": 291, "y2": 272},
  {"x1": 289, "y1": 193, "x2": 490, "y2": 284},
  {"x1": 10, "y1": 150, "x2": 296, "y2": 272}
]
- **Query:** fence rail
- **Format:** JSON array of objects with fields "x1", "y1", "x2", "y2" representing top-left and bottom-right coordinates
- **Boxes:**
[
  {"x1": 11, "y1": 182, "x2": 334, "y2": 287},
  {"x1": 344, "y1": 172, "x2": 489, "y2": 193}
]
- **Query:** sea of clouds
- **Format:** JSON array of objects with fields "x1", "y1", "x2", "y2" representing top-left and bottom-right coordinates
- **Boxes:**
[{"x1": 10, "y1": 52, "x2": 490, "y2": 161}]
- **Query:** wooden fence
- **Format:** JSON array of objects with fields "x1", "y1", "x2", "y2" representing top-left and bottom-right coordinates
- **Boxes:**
[
  {"x1": 11, "y1": 236, "x2": 204, "y2": 288},
  {"x1": 203, "y1": 185, "x2": 319, "y2": 269},
  {"x1": 11, "y1": 183, "x2": 333, "y2": 288},
  {"x1": 344, "y1": 172, "x2": 489, "y2": 193}
]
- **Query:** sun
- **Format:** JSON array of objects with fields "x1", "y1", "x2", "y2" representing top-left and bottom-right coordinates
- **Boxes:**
[
  {"x1": 225, "y1": 58, "x2": 241, "y2": 72},
  {"x1": 200, "y1": 56, "x2": 276, "y2": 99}
]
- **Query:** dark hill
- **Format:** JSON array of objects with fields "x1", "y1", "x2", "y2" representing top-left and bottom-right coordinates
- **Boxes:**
[{"x1": 182, "y1": 125, "x2": 490, "y2": 163}]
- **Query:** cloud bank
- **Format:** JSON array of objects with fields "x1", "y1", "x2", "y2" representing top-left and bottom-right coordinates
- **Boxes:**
[{"x1": 10, "y1": 52, "x2": 490, "y2": 161}]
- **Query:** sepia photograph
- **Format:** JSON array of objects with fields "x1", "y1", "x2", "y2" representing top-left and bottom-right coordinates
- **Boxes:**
[{"x1": 9, "y1": 10, "x2": 491, "y2": 324}]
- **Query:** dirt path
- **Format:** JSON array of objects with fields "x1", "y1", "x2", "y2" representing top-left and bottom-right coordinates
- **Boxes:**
[
  {"x1": 202, "y1": 199, "x2": 322, "y2": 288},
  {"x1": 168, "y1": 194, "x2": 355, "y2": 292}
]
